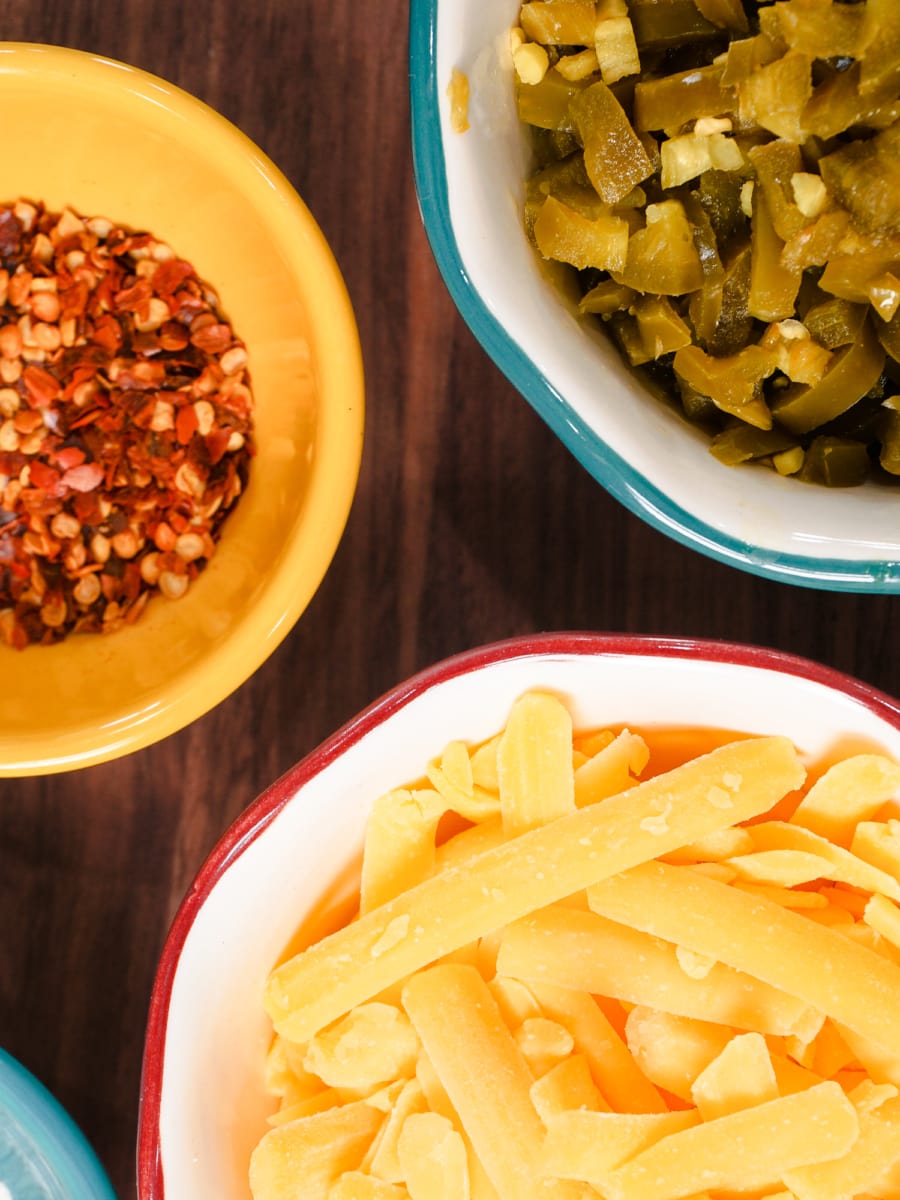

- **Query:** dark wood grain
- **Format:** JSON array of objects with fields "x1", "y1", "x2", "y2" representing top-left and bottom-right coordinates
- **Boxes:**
[{"x1": 0, "y1": 2, "x2": 897, "y2": 1197}]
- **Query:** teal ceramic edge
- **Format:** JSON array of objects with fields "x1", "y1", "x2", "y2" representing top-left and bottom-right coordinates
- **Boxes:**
[
  {"x1": 0, "y1": 1049, "x2": 117, "y2": 1200},
  {"x1": 408, "y1": 0, "x2": 900, "y2": 593}
]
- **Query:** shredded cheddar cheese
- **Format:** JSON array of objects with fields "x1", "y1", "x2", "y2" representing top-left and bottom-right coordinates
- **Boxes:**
[{"x1": 249, "y1": 692, "x2": 900, "y2": 1200}]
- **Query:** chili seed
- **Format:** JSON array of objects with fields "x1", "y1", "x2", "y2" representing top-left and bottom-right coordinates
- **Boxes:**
[
  {"x1": 0, "y1": 325, "x2": 22, "y2": 358},
  {"x1": 39, "y1": 593, "x2": 67, "y2": 627},
  {"x1": 64, "y1": 541, "x2": 87, "y2": 572},
  {"x1": 72, "y1": 572, "x2": 101, "y2": 606},
  {"x1": 193, "y1": 399, "x2": 215, "y2": 436},
  {"x1": 22, "y1": 528, "x2": 47, "y2": 555},
  {"x1": 13, "y1": 201, "x2": 36, "y2": 231},
  {"x1": 149, "y1": 398, "x2": 175, "y2": 432},
  {"x1": 90, "y1": 533, "x2": 111, "y2": 564},
  {"x1": 140, "y1": 552, "x2": 160, "y2": 585},
  {"x1": 174, "y1": 462, "x2": 206, "y2": 498},
  {"x1": 86, "y1": 216, "x2": 112, "y2": 238},
  {"x1": 226, "y1": 381, "x2": 253, "y2": 409},
  {"x1": 192, "y1": 365, "x2": 221, "y2": 397},
  {"x1": 153, "y1": 522, "x2": 177, "y2": 552},
  {"x1": 158, "y1": 570, "x2": 189, "y2": 600},
  {"x1": 51, "y1": 512, "x2": 82, "y2": 540},
  {"x1": 111, "y1": 528, "x2": 139, "y2": 559},
  {"x1": 33, "y1": 322, "x2": 62, "y2": 352},
  {"x1": 0, "y1": 388, "x2": 19, "y2": 417},
  {"x1": 219, "y1": 345, "x2": 248, "y2": 375},
  {"x1": 26, "y1": 556, "x2": 46, "y2": 592},
  {"x1": 31, "y1": 235, "x2": 54, "y2": 265},
  {"x1": 134, "y1": 296, "x2": 170, "y2": 332},
  {"x1": 30, "y1": 291, "x2": 60, "y2": 323},
  {"x1": 72, "y1": 379, "x2": 98, "y2": 407},
  {"x1": 54, "y1": 209, "x2": 85, "y2": 239},
  {"x1": 174, "y1": 531, "x2": 205, "y2": 562},
  {"x1": 8, "y1": 272, "x2": 32, "y2": 308},
  {"x1": 17, "y1": 315, "x2": 34, "y2": 346},
  {"x1": 59, "y1": 317, "x2": 77, "y2": 347},
  {"x1": 197, "y1": 494, "x2": 223, "y2": 522}
]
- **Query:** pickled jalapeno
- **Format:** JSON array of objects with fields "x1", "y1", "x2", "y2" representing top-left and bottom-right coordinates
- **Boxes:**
[{"x1": 514, "y1": 0, "x2": 900, "y2": 486}]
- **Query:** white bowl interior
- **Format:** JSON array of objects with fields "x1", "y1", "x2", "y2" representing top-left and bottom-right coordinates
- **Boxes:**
[
  {"x1": 157, "y1": 647, "x2": 900, "y2": 1199},
  {"x1": 433, "y1": 2, "x2": 900, "y2": 572}
]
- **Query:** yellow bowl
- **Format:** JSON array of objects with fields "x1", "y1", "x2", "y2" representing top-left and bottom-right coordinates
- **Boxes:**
[{"x1": 0, "y1": 44, "x2": 364, "y2": 775}]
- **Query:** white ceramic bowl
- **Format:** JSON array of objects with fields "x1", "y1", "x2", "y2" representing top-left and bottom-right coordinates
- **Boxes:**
[
  {"x1": 139, "y1": 632, "x2": 900, "y2": 1199},
  {"x1": 409, "y1": 1, "x2": 900, "y2": 592}
]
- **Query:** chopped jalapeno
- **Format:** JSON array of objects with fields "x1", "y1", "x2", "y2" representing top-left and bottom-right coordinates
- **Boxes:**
[{"x1": 515, "y1": 0, "x2": 900, "y2": 485}]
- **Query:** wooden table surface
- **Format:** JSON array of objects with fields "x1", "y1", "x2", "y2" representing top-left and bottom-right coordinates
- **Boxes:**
[{"x1": 0, "y1": 2, "x2": 896, "y2": 1196}]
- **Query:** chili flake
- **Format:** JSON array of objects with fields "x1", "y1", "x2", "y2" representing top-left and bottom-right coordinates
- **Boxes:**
[{"x1": 0, "y1": 200, "x2": 254, "y2": 648}]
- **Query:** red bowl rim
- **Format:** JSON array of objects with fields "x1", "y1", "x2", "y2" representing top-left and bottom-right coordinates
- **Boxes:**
[{"x1": 136, "y1": 630, "x2": 900, "y2": 1198}]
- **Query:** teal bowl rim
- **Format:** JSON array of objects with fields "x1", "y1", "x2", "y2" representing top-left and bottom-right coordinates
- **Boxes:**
[
  {"x1": 0, "y1": 1047, "x2": 116, "y2": 1200},
  {"x1": 408, "y1": 0, "x2": 900, "y2": 594}
]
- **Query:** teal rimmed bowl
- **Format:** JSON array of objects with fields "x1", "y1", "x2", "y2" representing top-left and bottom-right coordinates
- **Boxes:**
[
  {"x1": 409, "y1": 0, "x2": 900, "y2": 592},
  {"x1": 0, "y1": 1048, "x2": 116, "y2": 1199}
]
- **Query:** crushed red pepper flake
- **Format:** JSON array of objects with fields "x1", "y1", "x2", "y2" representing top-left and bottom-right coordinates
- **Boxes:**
[{"x1": 0, "y1": 200, "x2": 254, "y2": 648}]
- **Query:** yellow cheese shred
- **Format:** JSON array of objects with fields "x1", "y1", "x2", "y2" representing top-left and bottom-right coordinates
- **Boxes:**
[
  {"x1": 587, "y1": 859, "x2": 900, "y2": 1057},
  {"x1": 265, "y1": 738, "x2": 802, "y2": 1042}
]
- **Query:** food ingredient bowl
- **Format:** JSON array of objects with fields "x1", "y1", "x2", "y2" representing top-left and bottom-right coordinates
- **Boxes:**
[
  {"x1": 409, "y1": 0, "x2": 900, "y2": 592},
  {"x1": 138, "y1": 631, "x2": 900, "y2": 1199},
  {"x1": 0, "y1": 1046, "x2": 116, "y2": 1200},
  {"x1": 0, "y1": 44, "x2": 364, "y2": 774}
]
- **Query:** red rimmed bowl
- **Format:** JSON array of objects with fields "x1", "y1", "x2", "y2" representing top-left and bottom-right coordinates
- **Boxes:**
[{"x1": 138, "y1": 632, "x2": 900, "y2": 1199}]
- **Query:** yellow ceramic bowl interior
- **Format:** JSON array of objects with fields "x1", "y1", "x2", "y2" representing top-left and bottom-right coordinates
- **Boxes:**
[{"x1": 0, "y1": 44, "x2": 364, "y2": 775}]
